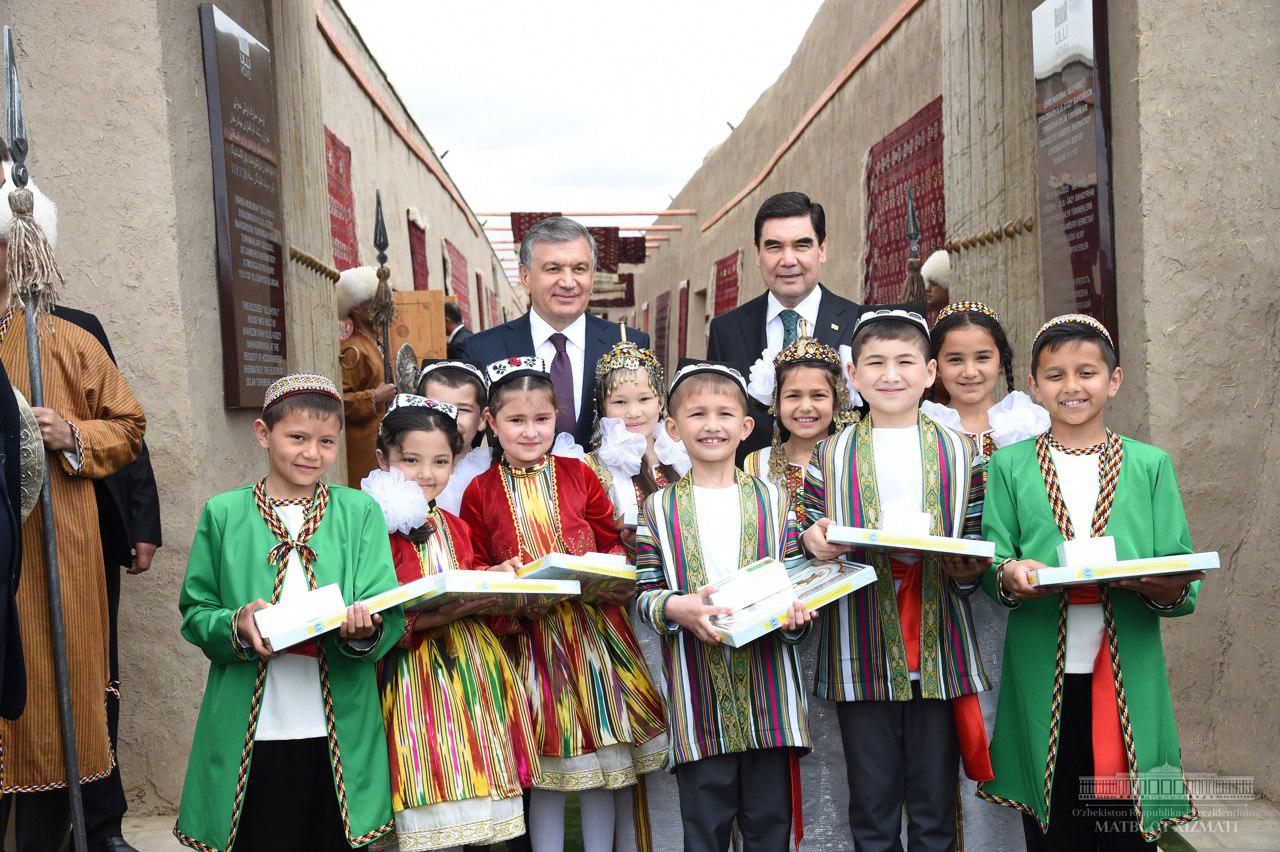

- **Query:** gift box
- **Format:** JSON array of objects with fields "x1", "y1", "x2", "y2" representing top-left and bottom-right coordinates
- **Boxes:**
[
  {"x1": 826, "y1": 524, "x2": 995, "y2": 559},
  {"x1": 255, "y1": 574, "x2": 442, "y2": 652},
  {"x1": 403, "y1": 570, "x2": 580, "y2": 613},
  {"x1": 709, "y1": 558, "x2": 878, "y2": 648},
  {"x1": 518, "y1": 552, "x2": 636, "y2": 602},
  {"x1": 1030, "y1": 551, "x2": 1220, "y2": 587},
  {"x1": 1057, "y1": 536, "x2": 1118, "y2": 569}
]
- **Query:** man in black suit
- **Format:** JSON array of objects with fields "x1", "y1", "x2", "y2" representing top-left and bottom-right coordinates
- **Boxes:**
[
  {"x1": 443, "y1": 300, "x2": 473, "y2": 360},
  {"x1": 707, "y1": 191, "x2": 860, "y2": 457},
  {"x1": 463, "y1": 217, "x2": 649, "y2": 447},
  {"x1": 51, "y1": 305, "x2": 161, "y2": 852}
]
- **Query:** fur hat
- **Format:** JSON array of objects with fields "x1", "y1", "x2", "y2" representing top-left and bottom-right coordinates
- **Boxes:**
[
  {"x1": 921, "y1": 249, "x2": 950, "y2": 288},
  {"x1": 0, "y1": 159, "x2": 57, "y2": 248},
  {"x1": 336, "y1": 265, "x2": 379, "y2": 319}
]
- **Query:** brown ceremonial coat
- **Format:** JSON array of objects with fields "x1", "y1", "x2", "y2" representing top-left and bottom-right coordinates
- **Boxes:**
[{"x1": 339, "y1": 329, "x2": 384, "y2": 488}]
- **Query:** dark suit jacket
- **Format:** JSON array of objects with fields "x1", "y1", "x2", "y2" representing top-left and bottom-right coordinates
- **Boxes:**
[
  {"x1": 445, "y1": 325, "x2": 473, "y2": 361},
  {"x1": 706, "y1": 283, "x2": 860, "y2": 458},
  {"x1": 52, "y1": 307, "x2": 162, "y2": 569},
  {"x1": 0, "y1": 357, "x2": 24, "y2": 719},
  {"x1": 463, "y1": 312, "x2": 650, "y2": 447}
]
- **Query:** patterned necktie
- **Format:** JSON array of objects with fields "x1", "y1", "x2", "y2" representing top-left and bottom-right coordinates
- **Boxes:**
[
  {"x1": 780, "y1": 309, "x2": 802, "y2": 348},
  {"x1": 548, "y1": 332, "x2": 576, "y2": 435}
]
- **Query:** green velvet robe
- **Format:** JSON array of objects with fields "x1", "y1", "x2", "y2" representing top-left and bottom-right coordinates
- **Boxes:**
[
  {"x1": 977, "y1": 436, "x2": 1200, "y2": 840},
  {"x1": 174, "y1": 485, "x2": 405, "y2": 851}
]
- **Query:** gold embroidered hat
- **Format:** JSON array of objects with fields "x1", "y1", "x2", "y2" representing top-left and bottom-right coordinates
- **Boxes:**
[
  {"x1": 1034, "y1": 313, "x2": 1115, "y2": 350},
  {"x1": 594, "y1": 340, "x2": 666, "y2": 404},
  {"x1": 262, "y1": 373, "x2": 341, "y2": 413},
  {"x1": 935, "y1": 300, "x2": 1000, "y2": 325}
]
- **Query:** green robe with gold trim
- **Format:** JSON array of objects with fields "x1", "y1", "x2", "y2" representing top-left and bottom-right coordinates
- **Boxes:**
[
  {"x1": 978, "y1": 436, "x2": 1199, "y2": 840},
  {"x1": 175, "y1": 485, "x2": 405, "y2": 851}
]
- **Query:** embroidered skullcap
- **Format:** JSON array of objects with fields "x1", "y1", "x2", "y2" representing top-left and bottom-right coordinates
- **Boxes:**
[
  {"x1": 853, "y1": 303, "x2": 930, "y2": 335},
  {"x1": 263, "y1": 373, "x2": 341, "y2": 413},
  {"x1": 935, "y1": 301, "x2": 1001, "y2": 325},
  {"x1": 386, "y1": 394, "x2": 458, "y2": 420},
  {"x1": 1034, "y1": 313, "x2": 1114, "y2": 351},
  {"x1": 417, "y1": 359, "x2": 486, "y2": 388},
  {"x1": 484, "y1": 356, "x2": 550, "y2": 390},
  {"x1": 668, "y1": 358, "x2": 748, "y2": 399}
]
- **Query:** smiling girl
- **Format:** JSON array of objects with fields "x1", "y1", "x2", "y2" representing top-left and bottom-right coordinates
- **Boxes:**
[
  {"x1": 745, "y1": 337, "x2": 855, "y2": 525},
  {"x1": 459, "y1": 358, "x2": 667, "y2": 852},
  {"x1": 361, "y1": 395, "x2": 536, "y2": 851}
]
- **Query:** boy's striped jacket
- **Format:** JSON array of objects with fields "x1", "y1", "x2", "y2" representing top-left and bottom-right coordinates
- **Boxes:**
[{"x1": 635, "y1": 470, "x2": 811, "y2": 766}]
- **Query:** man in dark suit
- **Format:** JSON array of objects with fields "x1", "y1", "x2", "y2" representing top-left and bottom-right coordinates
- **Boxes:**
[
  {"x1": 707, "y1": 191, "x2": 861, "y2": 457},
  {"x1": 463, "y1": 217, "x2": 649, "y2": 448},
  {"x1": 52, "y1": 305, "x2": 161, "y2": 852},
  {"x1": 443, "y1": 300, "x2": 473, "y2": 360},
  {"x1": 0, "y1": 354, "x2": 24, "y2": 723}
]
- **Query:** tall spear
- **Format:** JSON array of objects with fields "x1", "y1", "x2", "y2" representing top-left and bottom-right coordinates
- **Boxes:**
[
  {"x1": 899, "y1": 182, "x2": 927, "y2": 305},
  {"x1": 4, "y1": 26, "x2": 88, "y2": 852},
  {"x1": 369, "y1": 190, "x2": 396, "y2": 383}
]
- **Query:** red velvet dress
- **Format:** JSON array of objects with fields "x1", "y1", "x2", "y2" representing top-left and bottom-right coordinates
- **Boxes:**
[{"x1": 460, "y1": 456, "x2": 668, "y2": 791}]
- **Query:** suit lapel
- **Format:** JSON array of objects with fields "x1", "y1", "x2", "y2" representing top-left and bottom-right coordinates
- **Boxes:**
[
  {"x1": 505, "y1": 314, "x2": 535, "y2": 358},
  {"x1": 578, "y1": 315, "x2": 613, "y2": 439},
  {"x1": 814, "y1": 284, "x2": 855, "y2": 347},
  {"x1": 743, "y1": 295, "x2": 768, "y2": 361}
]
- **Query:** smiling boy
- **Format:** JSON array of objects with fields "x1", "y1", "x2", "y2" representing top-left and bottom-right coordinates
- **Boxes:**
[
  {"x1": 175, "y1": 374, "x2": 404, "y2": 851},
  {"x1": 979, "y1": 315, "x2": 1202, "y2": 847},
  {"x1": 800, "y1": 305, "x2": 991, "y2": 851}
]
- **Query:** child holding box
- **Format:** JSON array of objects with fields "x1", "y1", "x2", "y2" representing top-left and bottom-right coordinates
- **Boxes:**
[
  {"x1": 635, "y1": 360, "x2": 814, "y2": 851},
  {"x1": 979, "y1": 315, "x2": 1203, "y2": 848},
  {"x1": 175, "y1": 374, "x2": 405, "y2": 851},
  {"x1": 800, "y1": 305, "x2": 992, "y2": 851}
]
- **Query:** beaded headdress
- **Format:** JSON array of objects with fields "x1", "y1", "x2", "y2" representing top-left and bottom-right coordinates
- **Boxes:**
[
  {"x1": 935, "y1": 300, "x2": 1000, "y2": 325},
  {"x1": 386, "y1": 394, "x2": 458, "y2": 420},
  {"x1": 262, "y1": 373, "x2": 341, "y2": 413},
  {"x1": 483, "y1": 356, "x2": 550, "y2": 391},
  {"x1": 591, "y1": 336, "x2": 668, "y2": 446},
  {"x1": 1033, "y1": 313, "x2": 1114, "y2": 351}
]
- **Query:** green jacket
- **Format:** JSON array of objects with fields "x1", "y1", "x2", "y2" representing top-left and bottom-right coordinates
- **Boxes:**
[
  {"x1": 175, "y1": 485, "x2": 405, "y2": 851},
  {"x1": 978, "y1": 437, "x2": 1199, "y2": 840}
]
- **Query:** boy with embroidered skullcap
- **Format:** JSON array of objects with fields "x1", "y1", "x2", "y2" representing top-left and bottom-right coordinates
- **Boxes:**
[
  {"x1": 800, "y1": 305, "x2": 992, "y2": 851},
  {"x1": 635, "y1": 360, "x2": 815, "y2": 851},
  {"x1": 175, "y1": 374, "x2": 405, "y2": 851},
  {"x1": 979, "y1": 315, "x2": 1202, "y2": 849}
]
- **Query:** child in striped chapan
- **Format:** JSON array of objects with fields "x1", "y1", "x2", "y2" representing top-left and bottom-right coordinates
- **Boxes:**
[{"x1": 635, "y1": 360, "x2": 815, "y2": 851}]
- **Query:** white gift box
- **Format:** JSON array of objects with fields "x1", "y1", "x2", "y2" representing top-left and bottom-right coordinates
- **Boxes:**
[
  {"x1": 826, "y1": 524, "x2": 995, "y2": 559},
  {"x1": 709, "y1": 558, "x2": 878, "y2": 648},
  {"x1": 882, "y1": 507, "x2": 933, "y2": 537},
  {"x1": 708, "y1": 558, "x2": 793, "y2": 613},
  {"x1": 518, "y1": 552, "x2": 636, "y2": 601},
  {"x1": 1031, "y1": 551, "x2": 1220, "y2": 587},
  {"x1": 1057, "y1": 536, "x2": 1118, "y2": 569},
  {"x1": 253, "y1": 583, "x2": 351, "y2": 653},
  {"x1": 621, "y1": 507, "x2": 639, "y2": 528},
  {"x1": 403, "y1": 570, "x2": 580, "y2": 613}
]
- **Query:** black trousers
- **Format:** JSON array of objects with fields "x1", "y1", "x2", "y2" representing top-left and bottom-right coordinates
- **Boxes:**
[
  {"x1": 234, "y1": 738, "x2": 349, "y2": 851},
  {"x1": 674, "y1": 747, "x2": 793, "y2": 852},
  {"x1": 836, "y1": 683, "x2": 959, "y2": 852},
  {"x1": 1022, "y1": 674, "x2": 1154, "y2": 852}
]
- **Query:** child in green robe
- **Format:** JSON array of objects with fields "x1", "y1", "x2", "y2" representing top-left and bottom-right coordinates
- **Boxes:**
[
  {"x1": 980, "y1": 316, "x2": 1204, "y2": 848},
  {"x1": 175, "y1": 374, "x2": 405, "y2": 851}
]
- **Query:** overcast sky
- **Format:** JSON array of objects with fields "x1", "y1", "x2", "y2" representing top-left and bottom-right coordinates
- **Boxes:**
[{"x1": 341, "y1": 0, "x2": 825, "y2": 242}]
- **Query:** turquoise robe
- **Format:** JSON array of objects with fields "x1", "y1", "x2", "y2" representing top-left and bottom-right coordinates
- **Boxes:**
[
  {"x1": 978, "y1": 436, "x2": 1200, "y2": 840},
  {"x1": 174, "y1": 485, "x2": 405, "y2": 851}
]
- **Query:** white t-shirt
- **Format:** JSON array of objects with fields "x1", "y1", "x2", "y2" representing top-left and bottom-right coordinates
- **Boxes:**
[
  {"x1": 873, "y1": 425, "x2": 924, "y2": 678},
  {"x1": 693, "y1": 484, "x2": 743, "y2": 587},
  {"x1": 255, "y1": 504, "x2": 329, "y2": 741},
  {"x1": 1050, "y1": 448, "x2": 1107, "y2": 674}
]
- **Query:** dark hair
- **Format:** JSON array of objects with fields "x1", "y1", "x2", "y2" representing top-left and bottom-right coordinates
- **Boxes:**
[
  {"x1": 929, "y1": 311, "x2": 1015, "y2": 403},
  {"x1": 487, "y1": 374, "x2": 558, "y2": 463},
  {"x1": 669, "y1": 372, "x2": 748, "y2": 417},
  {"x1": 848, "y1": 318, "x2": 931, "y2": 363},
  {"x1": 753, "y1": 191, "x2": 825, "y2": 247},
  {"x1": 377, "y1": 405, "x2": 464, "y2": 459},
  {"x1": 262, "y1": 392, "x2": 344, "y2": 430},
  {"x1": 419, "y1": 366, "x2": 487, "y2": 448},
  {"x1": 444, "y1": 301, "x2": 463, "y2": 324},
  {"x1": 1031, "y1": 322, "x2": 1118, "y2": 375}
]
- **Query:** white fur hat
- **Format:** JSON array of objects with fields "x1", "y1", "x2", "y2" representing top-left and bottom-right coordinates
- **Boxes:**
[
  {"x1": 921, "y1": 249, "x2": 950, "y2": 288},
  {"x1": 0, "y1": 159, "x2": 57, "y2": 248},
  {"x1": 336, "y1": 265, "x2": 379, "y2": 318}
]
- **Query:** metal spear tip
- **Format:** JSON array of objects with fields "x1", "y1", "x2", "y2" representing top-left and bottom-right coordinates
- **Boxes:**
[
  {"x1": 905, "y1": 182, "x2": 920, "y2": 259},
  {"x1": 4, "y1": 26, "x2": 29, "y2": 189},
  {"x1": 373, "y1": 189, "x2": 388, "y2": 266}
]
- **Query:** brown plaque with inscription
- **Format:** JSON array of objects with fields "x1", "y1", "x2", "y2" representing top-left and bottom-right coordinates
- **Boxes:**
[
  {"x1": 1032, "y1": 0, "x2": 1117, "y2": 344},
  {"x1": 200, "y1": 4, "x2": 286, "y2": 408}
]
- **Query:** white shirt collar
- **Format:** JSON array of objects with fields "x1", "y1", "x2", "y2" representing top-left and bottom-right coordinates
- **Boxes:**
[
  {"x1": 529, "y1": 309, "x2": 587, "y2": 352},
  {"x1": 765, "y1": 285, "x2": 823, "y2": 334}
]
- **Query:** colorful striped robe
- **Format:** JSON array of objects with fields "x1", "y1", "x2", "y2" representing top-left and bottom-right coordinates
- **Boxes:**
[
  {"x1": 635, "y1": 470, "x2": 811, "y2": 766},
  {"x1": 800, "y1": 412, "x2": 989, "y2": 702}
]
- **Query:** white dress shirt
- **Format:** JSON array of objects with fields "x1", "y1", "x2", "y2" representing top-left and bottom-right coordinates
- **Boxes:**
[
  {"x1": 765, "y1": 286, "x2": 823, "y2": 351},
  {"x1": 529, "y1": 310, "x2": 587, "y2": 418}
]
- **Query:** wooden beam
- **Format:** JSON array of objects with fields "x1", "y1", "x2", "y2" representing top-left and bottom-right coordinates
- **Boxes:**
[
  {"x1": 484, "y1": 225, "x2": 682, "y2": 232},
  {"x1": 477, "y1": 210, "x2": 696, "y2": 217}
]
